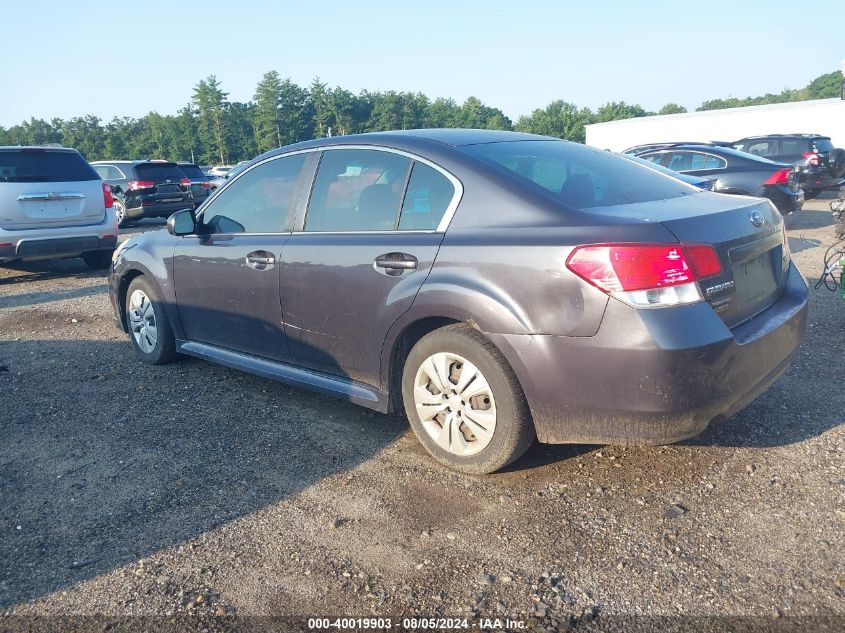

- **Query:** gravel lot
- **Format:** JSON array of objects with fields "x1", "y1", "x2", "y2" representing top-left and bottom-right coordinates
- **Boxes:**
[{"x1": 1, "y1": 205, "x2": 843, "y2": 632}]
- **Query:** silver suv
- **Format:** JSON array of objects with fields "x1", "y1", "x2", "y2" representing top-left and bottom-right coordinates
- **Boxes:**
[{"x1": 0, "y1": 146, "x2": 117, "y2": 269}]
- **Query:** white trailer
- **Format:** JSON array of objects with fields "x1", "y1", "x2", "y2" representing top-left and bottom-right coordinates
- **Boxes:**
[{"x1": 585, "y1": 98, "x2": 845, "y2": 152}]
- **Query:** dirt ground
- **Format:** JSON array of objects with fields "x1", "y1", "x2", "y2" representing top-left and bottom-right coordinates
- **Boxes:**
[{"x1": 1, "y1": 203, "x2": 843, "y2": 632}]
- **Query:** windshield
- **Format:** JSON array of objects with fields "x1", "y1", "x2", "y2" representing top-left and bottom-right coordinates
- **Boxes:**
[{"x1": 461, "y1": 140, "x2": 695, "y2": 209}]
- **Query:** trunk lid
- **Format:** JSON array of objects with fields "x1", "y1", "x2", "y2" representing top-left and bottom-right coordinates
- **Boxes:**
[
  {"x1": 0, "y1": 148, "x2": 106, "y2": 230},
  {"x1": 596, "y1": 193, "x2": 789, "y2": 328}
]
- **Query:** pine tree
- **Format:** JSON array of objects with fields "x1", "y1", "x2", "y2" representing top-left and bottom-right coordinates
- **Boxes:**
[
  {"x1": 192, "y1": 75, "x2": 230, "y2": 165},
  {"x1": 253, "y1": 71, "x2": 284, "y2": 152}
]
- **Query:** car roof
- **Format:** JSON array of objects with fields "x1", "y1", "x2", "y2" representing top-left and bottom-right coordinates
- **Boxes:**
[
  {"x1": 738, "y1": 133, "x2": 828, "y2": 140},
  {"x1": 0, "y1": 145, "x2": 78, "y2": 153},
  {"x1": 279, "y1": 129, "x2": 553, "y2": 152}
]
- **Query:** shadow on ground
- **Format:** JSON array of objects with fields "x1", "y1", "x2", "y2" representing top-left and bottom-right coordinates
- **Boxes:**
[{"x1": 0, "y1": 339, "x2": 404, "y2": 608}]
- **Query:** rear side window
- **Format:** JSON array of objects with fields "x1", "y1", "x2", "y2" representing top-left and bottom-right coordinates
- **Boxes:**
[
  {"x1": 462, "y1": 141, "x2": 695, "y2": 209},
  {"x1": 778, "y1": 139, "x2": 811, "y2": 156},
  {"x1": 93, "y1": 164, "x2": 126, "y2": 180},
  {"x1": 134, "y1": 163, "x2": 186, "y2": 182},
  {"x1": 0, "y1": 149, "x2": 99, "y2": 182},
  {"x1": 305, "y1": 149, "x2": 411, "y2": 231},
  {"x1": 745, "y1": 141, "x2": 774, "y2": 157},
  {"x1": 398, "y1": 163, "x2": 456, "y2": 230},
  {"x1": 179, "y1": 164, "x2": 206, "y2": 179}
]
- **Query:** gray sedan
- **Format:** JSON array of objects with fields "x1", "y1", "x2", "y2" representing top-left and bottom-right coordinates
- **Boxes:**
[{"x1": 109, "y1": 130, "x2": 808, "y2": 473}]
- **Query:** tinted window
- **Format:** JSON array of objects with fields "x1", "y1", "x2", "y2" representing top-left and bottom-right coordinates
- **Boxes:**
[
  {"x1": 305, "y1": 149, "x2": 411, "y2": 231},
  {"x1": 202, "y1": 154, "x2": 307, "y2": 234},
  {"x1": 92, "y1": 165, "x2": 110, "y2": 179},
  {"x1": 703, "y1": 155, "x2": 725, "y2": 169},
  {"x1": 462, "y1": 141, "x2": 694, "y2": 209},
  {"x1": 0, "y1": 149, "x2": 99, "y2": 182},
  {"x1": 398, "y1": 163, "x2": 456, "y2": 230},
  {"x1": 813, "y1": 138, "x2": 834, "y2": 152},
  {"x1": 134, "y1": 163, "x2": 186, "y2": 182},
  {"x1": 745, "y1": 141, "x2": 774, "y2": 157},
  {"x1": 639, "y1": 153, "x2": 665, "y2": 164},
  {"x1": 778, "y1": 139, "x2": 810, "y2": 156},
  {"x1": 178, "y1": 164, "x2": 207, "y2": 179}
]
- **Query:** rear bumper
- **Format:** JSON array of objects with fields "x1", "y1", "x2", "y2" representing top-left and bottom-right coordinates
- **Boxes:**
[
  {"x1": 764, "y1": 186, "x2": 804, "y2": 213},
  {"x1": 0, "y1": 209, "x2": 118, "y2": 262},
  {"x1": 488, "y1": 262, "x2": 808, "y2": 445}
]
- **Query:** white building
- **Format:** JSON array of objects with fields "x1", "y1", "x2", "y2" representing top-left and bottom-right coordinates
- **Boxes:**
[{"x1": 585, "y1": 98, "x2": 845, "y2": 152}]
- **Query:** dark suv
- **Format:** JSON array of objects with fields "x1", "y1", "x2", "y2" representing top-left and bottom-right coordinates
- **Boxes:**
[
  {"x1": 176, "y1": 162, "x2": 213, "y2": 207},
  {"x1": 91, "y1": 160, "x2": 193, "y2": 227},
  {"x1": 731, "y1": 134, "x2": 845, "y2": 199}
]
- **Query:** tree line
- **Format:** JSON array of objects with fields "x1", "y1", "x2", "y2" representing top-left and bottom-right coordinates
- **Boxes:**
[{"x1": 0, "y1": 70, "x2": 840, "y2": 165}]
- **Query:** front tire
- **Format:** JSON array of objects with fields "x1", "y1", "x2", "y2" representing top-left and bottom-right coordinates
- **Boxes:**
[
  {"x1": 125, "y1": 276, "x2": 176, "y2": 365},
  {"x1": 402, "y1": 324, "x2": 535, "y2": 474}
]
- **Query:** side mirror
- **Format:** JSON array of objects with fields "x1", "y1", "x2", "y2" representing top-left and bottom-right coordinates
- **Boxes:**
[{"x1": 167, "y1": 209, "x2": 197, "y2": 236}]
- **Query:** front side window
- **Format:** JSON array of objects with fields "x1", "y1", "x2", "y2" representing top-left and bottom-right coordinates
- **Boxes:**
[
  {"x1": 304, "y1": 149, "x2": 411, "y2": 232},
  {"x1": 398, "y1": 163, "x2": 456, "y2": 230},
  {"x1": 201, "y1": 154, "x2": 307, "y2": 234}
]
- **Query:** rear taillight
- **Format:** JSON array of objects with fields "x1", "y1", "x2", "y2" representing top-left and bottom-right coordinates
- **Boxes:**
[
  {"x1": 180, "y1": 178, "x2": 191, "y2": 185},
  {"x1": 200, "y1": 181, "x2": 212, "y2": 188},
  {"x1": 566, "y1": 243, "x2": 723, "y2": 308},
  {"x1": 763, "y1": 168, "x2": 791, "y2": 186},
  {"x1": 102, "y1": 182, "x2": 113, "y2": 209},
  {"x1": 128, "y1": 180, "x2": 155, "y2": 190},
  {"x1": 802, "y1": 151, "x2": 820, "y2": 166}
]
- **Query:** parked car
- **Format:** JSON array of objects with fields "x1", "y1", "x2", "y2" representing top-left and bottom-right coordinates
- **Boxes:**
[
  {"x1": 618, "y1": 152, "x2": 716, "y2": 190},
  {"x1": 110, "y1": 130, "x2": 808, "y2": 473},
  {"x1": 90, "y1": 160, "x2": 193, "y2": 227},
  {"x1": 207, "y1": 165, "x2": 233, "y2": 177},
  {"x1": 622, "y1": 141, "x2": 733, "y2": 156},
  {"x1": 176, "y1": 161, "x2": 213, "y2": 207},
  {"x1": 208, "y1": 161, "x2": 250, "y2": 190},
  {"x1": 0, "y1": 146, "x2": 117, "y2": 269},
  {"x1": 731, "y1": 134, "x2": 845, "y2": 199},
  {"x1": 634, "y1": 144, "x2": 804, "y2": 213}
]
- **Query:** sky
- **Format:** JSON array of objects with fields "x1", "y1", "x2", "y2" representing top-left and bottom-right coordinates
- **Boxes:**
[{"x1": 1, "y1": 0, "x2": 843, "y2": 128}]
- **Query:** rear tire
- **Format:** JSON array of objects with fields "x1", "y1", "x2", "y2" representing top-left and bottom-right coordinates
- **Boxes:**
[
  {"x1": 125, "y1": 276, "x2": 177, "y2": 365},
  {"x1": 804, "y1": 188, "x2": 820, "y2": 201},
  {"x1": 82, "y1": 250, "x2": 113, "y2": 270},
  {"x1": 402, "y1": 324, "x2": 535, "y2": 474},
  {"x1": 114, "y1": 200, "x2": 128, "y2": 228}
]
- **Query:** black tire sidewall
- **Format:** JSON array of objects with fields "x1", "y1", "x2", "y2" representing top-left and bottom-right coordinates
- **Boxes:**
[
  {"x1": 402, "y1": 326, "x2": 533, "y2": 473},
  {"x1": 125, "y1": 276, "x2": 175, "y2": 365},
  {"x1": 82, "y1": 250, "x2": 114, "y2": 270}
]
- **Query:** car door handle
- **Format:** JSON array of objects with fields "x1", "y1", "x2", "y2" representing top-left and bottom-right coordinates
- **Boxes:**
[
  {"x1": 246, "y1": 251, "x2": 276, "y2": 269},
  {"x1": 374, "y1": 253, "x2": 418, "y2": 275}
]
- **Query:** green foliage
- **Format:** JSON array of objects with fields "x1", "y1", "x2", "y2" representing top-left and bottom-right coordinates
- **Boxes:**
[
  {"x1": 2, "y1": 69, "x2": 840, "y2": 163},
  {"x1": 658, "y1": 103, "x2": 687, "y2": 115},
  {"x1": 515, "y1": 100, "x2": 593, "y2": 143}
]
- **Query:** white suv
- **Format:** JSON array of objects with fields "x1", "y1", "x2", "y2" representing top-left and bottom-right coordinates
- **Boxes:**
[{"x1": 0, "y1": 146, "x2": 118, "y2": 269}]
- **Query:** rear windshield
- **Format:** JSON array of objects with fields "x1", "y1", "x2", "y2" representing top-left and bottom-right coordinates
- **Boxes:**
[
  {"x1": 0, "y1": 149, "x2": 99, "y2": 183},
  {"x1": 813, "y1": 138, "x2": 834, "y2": 153},
  {"x1": 461, "y1": 140, "x2": 696, "y2": 209},
  {"x1": 134, "y1": 163, "x2": 187, "y2": 181},
  {"x1": 178, "y1": 164, "x2": 206, "y2": 179}
]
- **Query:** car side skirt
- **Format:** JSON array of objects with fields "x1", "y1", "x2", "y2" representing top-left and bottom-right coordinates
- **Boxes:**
[{"x1": 176, "y1": 340, "x2": 389, "y2": 412}]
